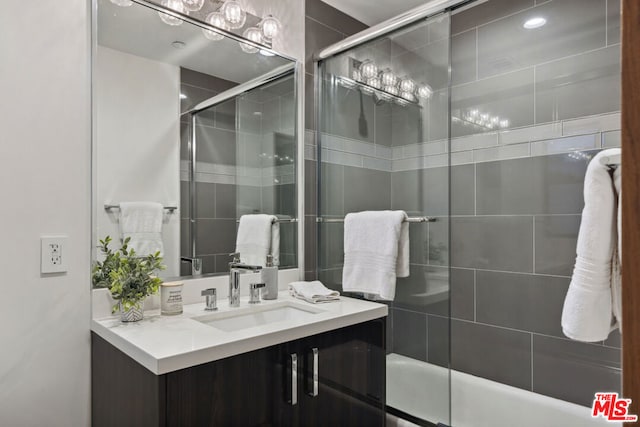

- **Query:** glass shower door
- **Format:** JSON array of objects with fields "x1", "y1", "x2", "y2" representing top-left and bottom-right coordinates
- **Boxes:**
[{"x1": 317, "y1": 13, "x2": 452, "y2": 427}]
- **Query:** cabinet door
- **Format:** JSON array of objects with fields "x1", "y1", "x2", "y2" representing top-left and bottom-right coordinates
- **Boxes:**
[
  {"x1": 298, "y1": 319, "x2": 386, "y2": 427},
  {"x1": 166, "y1": 345, "x2": 280, "y2": 427}
]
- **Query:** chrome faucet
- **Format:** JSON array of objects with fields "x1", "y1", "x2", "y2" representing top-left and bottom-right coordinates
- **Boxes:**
[
  {"x1": 228, "y1": 252, "x2": 262, "y2": 307},
  {"x1": 181, "y1": 256, "x2": 202, "y2": 276}
]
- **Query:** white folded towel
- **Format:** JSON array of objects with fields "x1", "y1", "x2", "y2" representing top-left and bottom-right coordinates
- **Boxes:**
[
  {"x1": 561, "y1": 148, "x2": 622, "y2": 342},
  {"x1": 236, "y1": 214, "x2": 279, "y2": 267},
  {"x1": 119, "y1": 202, "x2": 164, "y2": 257},
  {"x1": 289, "y1": 281, "x2": 340, "y2": 303},
  {"x1": 342, "y1": 210, "x2": 409, "y2": 301}
]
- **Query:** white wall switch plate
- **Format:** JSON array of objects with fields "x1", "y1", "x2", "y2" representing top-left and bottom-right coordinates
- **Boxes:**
[{"x1": 41, "y1": 236, "x2": 68, "y2": 274}]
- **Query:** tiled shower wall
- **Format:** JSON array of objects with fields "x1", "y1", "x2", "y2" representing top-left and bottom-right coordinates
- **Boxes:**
[
  {"x1": 303, "y1": 0, "x2": 368, "y2": 280},
  {"x1": 445, "y1": 0, "x2": 621, "y2": 408},
  {"x1": 314, "y1": 0, "x2": 622, "y2": 409},
  {"x1": 179, "y1": 69, "x2": 297, "y2": 275}
]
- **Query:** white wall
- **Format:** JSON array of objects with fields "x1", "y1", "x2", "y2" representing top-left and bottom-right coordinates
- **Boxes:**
[
  {"x1": 0, "y1": 2, "x2": 91, "y2": 427},
  {"x1": 0, "y1": 0, "x2": 303, "y2": 425},
  {"x1": 96, "y1": 46, "x2": 180, "y2": 276}
]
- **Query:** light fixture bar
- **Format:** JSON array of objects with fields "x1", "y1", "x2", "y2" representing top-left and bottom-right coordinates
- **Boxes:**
[{"x1": 127, "y1": 0, "x2": 295, "y2": 61}]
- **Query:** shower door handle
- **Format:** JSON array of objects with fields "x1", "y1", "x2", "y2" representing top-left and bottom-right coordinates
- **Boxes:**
[{"x1": 307, "y1": 347, "x2": 319, "y2": 397}]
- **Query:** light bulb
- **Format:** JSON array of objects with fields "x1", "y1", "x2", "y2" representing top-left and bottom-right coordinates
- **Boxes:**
[
  {"x1": 110, "y1": 0, "x2": 133, "y2": 6},
  {"x1": 359, "y1": 60, "x2": 378, "y2": 80},
  {"x1": 491, "y1": 116, "x2": 500, "y2": 124},
  {"x1": 469, "y1": 109, "x2": 479, "y2": 117},
  {"x1": 480, "y1": 113, "x2": 489, "y2": 121},
  {"x1": 499, "y1": 119, "x2": 510, "y2": 128},
  {"x1": 181, "y1": 0, "x2": 204, "y2": 12},
  {"x1": 352, "y1": 69, "x2": 363, "y2": 82},
  {"x1": 158, "y1": 0, "x2": 185, "y2": 26},
  {"x1": 380, "y1": 69, "x2": 397, "y2": 87},
  {"x1": 384, "y1": 85, "x2": 399, "y2": 96},
  {"x1": 417, "y1": 84, "x2": 433, "y2": 99},
  {"x1": 399, "y1": 78, "x2": 416, "y2": 93},
  {"x1": 222, "y1": 0, "x2": 246, "y2": 29},
  {"x1": 240, "y1": 27, "x2": 262, "y2": 53},
  {"x1": 367, "y1": 77, "x2": 381, "y2": 89},
  {"x1": 400, "y1": 91, "x2": 415, "y2": 102},
  {"x1": 260, "y1": 15, "x2": 281, "y2": 40},
  {"x1": 202, "y1": 12, "x2": 228, "y2": 41}
]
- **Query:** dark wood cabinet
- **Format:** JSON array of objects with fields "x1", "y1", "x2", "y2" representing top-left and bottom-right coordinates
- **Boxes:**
[{"x1": 92, "y1": 318, "x2": 385, "y2": 427}]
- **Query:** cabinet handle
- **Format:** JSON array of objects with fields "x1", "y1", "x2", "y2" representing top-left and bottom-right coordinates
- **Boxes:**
[
  {"x1": 310, "y1": 347, "x2": 319, "y2": 397},
  {"x1": 290, "y1": 353, "x2": 298, "y2": 406}
]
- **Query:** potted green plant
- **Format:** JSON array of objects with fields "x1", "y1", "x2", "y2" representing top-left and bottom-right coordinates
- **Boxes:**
[{"x1": 92, "y1": 236, "x2": 166, "y2": 322}]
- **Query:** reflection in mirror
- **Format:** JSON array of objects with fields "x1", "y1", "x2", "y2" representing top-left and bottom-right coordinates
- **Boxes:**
[{"x1": 94, "y1": 0, "x2": 298, "y2": 282}]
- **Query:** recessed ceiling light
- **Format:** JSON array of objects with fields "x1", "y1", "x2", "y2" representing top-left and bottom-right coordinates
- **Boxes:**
[
  {"x1": 523, "y1": 17, "x2": 546, "y2": 29},
  {"x1": 171, "y1": 40, "x2": 186, "y2": 49}
]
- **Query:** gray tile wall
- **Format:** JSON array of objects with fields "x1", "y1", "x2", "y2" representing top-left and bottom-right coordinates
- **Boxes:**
[
  {"x1": 303, "y1": 0, "x2": 368, "y2": 280},
  {"x1": 444, "y1": 0, "x2": 621, "y2": 408},
  {"x1": 180, "y1": 69, "x2": 298, "y2": 275}
]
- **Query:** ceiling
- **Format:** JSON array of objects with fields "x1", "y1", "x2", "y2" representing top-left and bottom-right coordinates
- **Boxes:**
[
  {"x1": 321, "y1": 0, "x2": 427, "y2": 26},
  {"x1": 97, "y1": 0, "x2": 291, "y2": 85}
]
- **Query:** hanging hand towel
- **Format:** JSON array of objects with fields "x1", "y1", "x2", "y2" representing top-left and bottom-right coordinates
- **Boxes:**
[
  {"x1": 342, "y1": 210, "x2": 409, "y2": 301},
  {"x1": 119, "y1": 202, "x2": 164, "y2": 257},
  {"x1": 288, "y1": 280, "x2": 340, "y2": 303},
  {"x1": 561, "y1": 148, "x2": 621, "y2": 342},
  {"x1": 236, "y1": 214, "x2": 279, "y2": 267}
]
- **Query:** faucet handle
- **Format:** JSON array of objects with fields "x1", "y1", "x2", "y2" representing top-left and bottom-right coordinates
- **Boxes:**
[
  {"x1": 201, "y1": 288, "x2": 217, "y2": 311},
  {"x1": 228, "y1": 252, "x2": 241, "y2": 263},
  {"x1": 249, "y1": 282, "x2": 266, "y2": 304}
]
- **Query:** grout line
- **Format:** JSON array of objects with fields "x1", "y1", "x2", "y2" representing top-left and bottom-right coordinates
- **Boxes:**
[
  {"x1": 605, "y1": 0, "x2": 608, "y2": 46},
  {"x1": 473, "y1": 269, "x2": 477, "y2": 322},
  {"x1": 473, "y1": 162, "x2": 477, "y2": 216},
  {"x1": 533, "y1": 65, "x2": 537, "y2": 124},
  {"x1": 532, "y1": 216, "x2": 536, "y2": 274},
  {"x1": 531, "y1": 333, "x2": 534, "y2": 390},
  {"x1": 475, "y1": 27, "x2": 479, "y2": 81},
  {"x1": 450, "y1": 44, "x2": 620, "y2": 91}
]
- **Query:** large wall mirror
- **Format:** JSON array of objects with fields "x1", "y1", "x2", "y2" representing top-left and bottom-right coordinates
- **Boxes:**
[{"x1": 93, "y1": 0, "x2": 300, "y2": 281}]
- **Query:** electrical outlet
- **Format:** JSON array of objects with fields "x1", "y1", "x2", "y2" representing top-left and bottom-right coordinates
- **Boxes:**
[{"x1": 41, "y1": 236, "x2": 68, "y2": 274}]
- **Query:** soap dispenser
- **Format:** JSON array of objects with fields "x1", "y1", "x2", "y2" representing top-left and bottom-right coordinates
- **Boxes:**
[{"x1": 261, "y1": 255, "x2": 278, "y2": 300}]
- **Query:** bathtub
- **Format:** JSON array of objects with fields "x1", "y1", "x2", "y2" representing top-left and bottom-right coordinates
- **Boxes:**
[{"x1": 386, "y1": 353, "x2": 620, "y2": 427}]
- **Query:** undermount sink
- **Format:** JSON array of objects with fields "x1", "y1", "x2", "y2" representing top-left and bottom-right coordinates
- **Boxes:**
[{"x1": 194, "y1": 301, "x2": 324, "y2": 332}]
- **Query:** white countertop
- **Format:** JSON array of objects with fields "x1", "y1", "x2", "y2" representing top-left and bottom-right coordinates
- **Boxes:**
[{"x1": 91, "y1": 291, "x2": 387, "y2": 375}]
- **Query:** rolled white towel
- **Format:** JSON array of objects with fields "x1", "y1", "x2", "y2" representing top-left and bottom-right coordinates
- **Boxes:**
[{"x1": 289, "y1": 281, "x2": 340, "y2": 304}]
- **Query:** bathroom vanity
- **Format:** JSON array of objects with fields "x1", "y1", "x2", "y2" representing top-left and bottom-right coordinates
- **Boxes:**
[{"x1": 91, "y1": 293, "x2": 387, "y2": 426}]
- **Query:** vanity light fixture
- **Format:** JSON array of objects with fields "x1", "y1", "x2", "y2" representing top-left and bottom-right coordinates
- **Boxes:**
[
  {"x1": 417, "y1": 84, "x2": 433, "y2": 99},
  {"x1": 181, "y1": 0, "x2": 204, "y2": 12},
  {"x1": 202, "y1": 11, "x2": 228, "y2": 41},
  {"x1": 458, "y1": 108, "x2": 510, "y2": 130},
  {"x1": 380, "y1": 69, "x2": 397, "y2": 87},
  {"x1": 340, "y1": 58, "x2": 435, "y2": 105},
  {"x1": 359, "y1": 60, "x2": 379, "y2": 80},
  {"x1": 221, "y1": 0, "x2": 246, "y2": 29},
  {"x1": 259, "y1": 15, "x2": 281, "y2": 40},
  {"x1": 158, "y1": 0, "x2": 185, "y2": 26},
  {"x1": 239, "y1": 27, "x2": 263, "y2": 53},
  {"x1": 399, "y1": 77, "x2": 416, "y2": 94},
  {"x1": 523, "y1": 16, "x2": 546, "y2": 29},
  {"x1": 109, "y1": 0, "x2": 283, "y2": 54}
]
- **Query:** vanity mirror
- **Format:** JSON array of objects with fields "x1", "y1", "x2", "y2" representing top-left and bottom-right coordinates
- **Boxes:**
[{"x1": 93, "y1": 0, "x2": 300, "y2": 281}]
